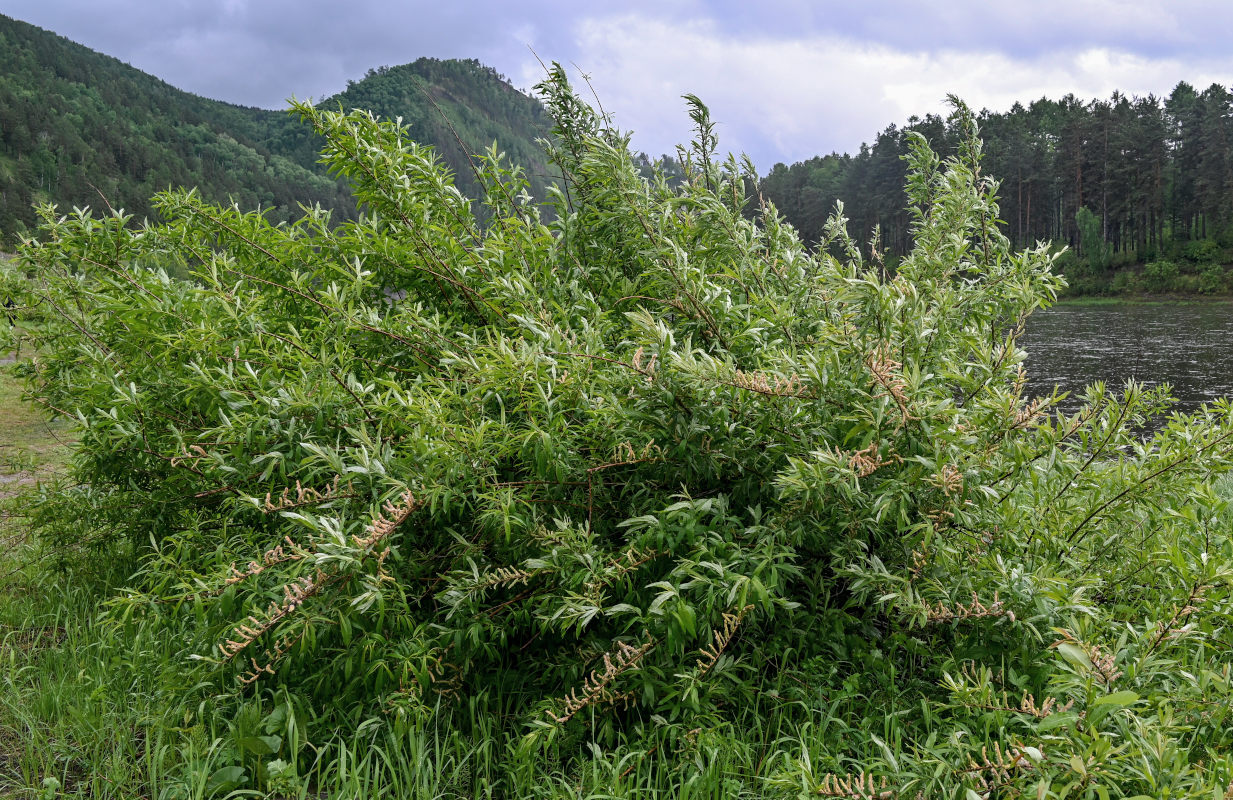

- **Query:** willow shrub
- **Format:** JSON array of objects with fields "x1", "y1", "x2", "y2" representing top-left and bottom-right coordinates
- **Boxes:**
[{"x1": 7, "y1": 69, "x2": 1233, "y2": 797}]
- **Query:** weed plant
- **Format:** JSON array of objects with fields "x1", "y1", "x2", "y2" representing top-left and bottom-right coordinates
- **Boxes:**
[{"x1": 3, "y1": 69, "x2": 1233, "y2": 798}]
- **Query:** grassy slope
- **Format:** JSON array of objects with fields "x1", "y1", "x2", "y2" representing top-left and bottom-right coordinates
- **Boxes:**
[
  {"x1": 0, "y1": 356, "x2": 69, "y2": 489},
  {"x1": 0, "y1": 361, "x2": 68, "y2": 790},
  {"x1": 0, "y1": 361, "x2": 176, "y2": 798},
  {"x1": 0, "y1": 352, "x2": 72, "y2": 791}
]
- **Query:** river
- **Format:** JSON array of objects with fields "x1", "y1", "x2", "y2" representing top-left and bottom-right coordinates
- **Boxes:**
[{"x1": 1019, "y1": 300, "x2": 1233, "y2": 417}]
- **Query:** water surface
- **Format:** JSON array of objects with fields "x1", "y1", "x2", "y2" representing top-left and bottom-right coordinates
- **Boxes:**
[{"x1": 1019, "y1": 301, "x2": 1233, "y2": 416}]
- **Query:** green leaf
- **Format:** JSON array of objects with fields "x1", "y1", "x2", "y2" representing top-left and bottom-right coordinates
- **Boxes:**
[
  {"x1": 1093, "y1": 690, "x2": 1139, "y2": 707},
  {"x1": 1056, "y1": 642, "x2": 1093, "y2": 671},
  {"x1": 239, "y1": 734, "x2": 281, "y2": 755},
  {"x1": 1035, "y1": 712, "x2": 1078, "y2": 732},
  {"x1": 205, "y1": 765, "x2": 246, "y2": 795},
  {"x1": 678, "y1": 605, "x2": 696, "y2": 637}
]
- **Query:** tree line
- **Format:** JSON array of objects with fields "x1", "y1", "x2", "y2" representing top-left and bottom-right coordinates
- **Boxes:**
[{"x1": 760, "y1": 82, "x2": 1233, "y2": 286}]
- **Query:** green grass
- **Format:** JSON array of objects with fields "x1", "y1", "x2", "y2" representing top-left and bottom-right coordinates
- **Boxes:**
[
  {"x1": 0, "y1": 359, "x2": 81, "y2": 795},
  {"x1": 1, "y1": 364, "x2": 206, "y2": 798},
  {"x1": 0, "y1": 357, "x2": 162, "y2": 799},
  {"x1": 0, "y1": 359, "x2": 71, "y2": 489},
  {"x1": 0, "y1": 362, "x2": 201, "y2": 799}
]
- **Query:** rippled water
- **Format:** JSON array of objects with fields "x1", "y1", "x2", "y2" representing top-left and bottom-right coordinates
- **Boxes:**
[{"x1": 1019, "y1": 301, "x2": 1233, "y2": 416}]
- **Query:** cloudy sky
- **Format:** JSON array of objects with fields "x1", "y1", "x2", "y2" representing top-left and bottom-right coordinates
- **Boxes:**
[{"x1": 4, "y1": 1, "x2": 1233, "y2": 170}]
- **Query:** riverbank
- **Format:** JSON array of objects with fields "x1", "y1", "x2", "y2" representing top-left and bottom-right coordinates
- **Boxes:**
[
  {"x1": 1055, "y1": 293, "x2": 1233, "y2": 306},
  {"x1": 1058, "y1": 252, "x2": 1232, "y2": 298}
]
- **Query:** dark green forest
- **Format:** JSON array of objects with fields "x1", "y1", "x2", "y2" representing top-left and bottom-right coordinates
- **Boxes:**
[
  {"x1": 0, "y1": 14, "x2": 553, "y2": 245},
  {"x1": 762, "y1": 86, "x2": 1233, "y2": 294}
]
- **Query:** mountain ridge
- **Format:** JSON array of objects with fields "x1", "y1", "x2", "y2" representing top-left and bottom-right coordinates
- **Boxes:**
[{"x1": 0, "y1": 14, "x2": 552, "y2": 245}]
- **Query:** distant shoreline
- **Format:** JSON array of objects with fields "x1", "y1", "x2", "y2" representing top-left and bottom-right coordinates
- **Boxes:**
[{"x1": 1055, "y1": 293, "x2": 1233, "y2": 306}]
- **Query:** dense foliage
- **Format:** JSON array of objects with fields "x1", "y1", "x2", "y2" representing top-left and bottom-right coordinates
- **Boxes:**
[
  {"x1": 761, "y1": 84, "x2": 1233, "y2": 293},
  {"x1": 6, "y1": 71, "x2": 1233, "y2": 798},
  {"x1": 0, "y1": 14, "x2": 554, "y2": 246}
]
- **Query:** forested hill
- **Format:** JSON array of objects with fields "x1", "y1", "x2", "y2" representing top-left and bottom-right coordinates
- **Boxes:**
[
  {"x1": 0, "y1": 14, "x2": 552, "y2": 246},
  {"x1": 275, "y1": 60, "x2": 553, "y2": 193},
  {"x1": 759, "y1": 86, "x2": 1233, "y2": 293},
  {"x1": 0, "y1": 13, "x2": 349, "y2": 241}
]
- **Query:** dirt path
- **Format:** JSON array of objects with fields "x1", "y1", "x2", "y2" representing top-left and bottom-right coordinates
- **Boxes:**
[{"x1": 0, "y1": 473, "x2": 36, "y2": 500}]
